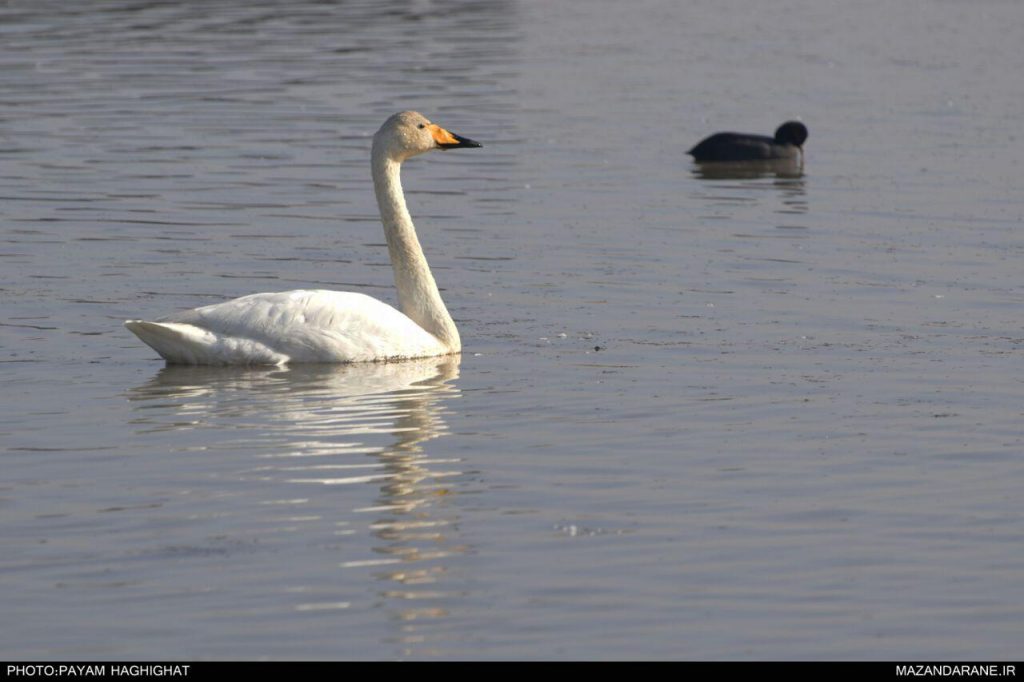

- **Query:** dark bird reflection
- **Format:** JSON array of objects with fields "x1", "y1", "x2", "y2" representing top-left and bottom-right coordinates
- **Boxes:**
[
  {"x1": 691, "y1": 158, "x2": 804, "y2": 181},
  {"x1": 690, "y1": 159, "x2": 808, "y2": 216}
]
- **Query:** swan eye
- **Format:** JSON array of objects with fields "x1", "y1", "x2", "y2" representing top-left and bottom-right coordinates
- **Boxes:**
[{"x1": 418, "y1": 124, "x2": 425, "y2": 129}]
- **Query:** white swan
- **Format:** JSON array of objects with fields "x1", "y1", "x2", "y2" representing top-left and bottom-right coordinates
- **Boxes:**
[{"x1": 125, "y1": 111, "x2": 482, "y2": 365}]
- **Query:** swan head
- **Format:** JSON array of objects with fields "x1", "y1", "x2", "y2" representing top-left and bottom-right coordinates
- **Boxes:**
[
  {"x1": 774, "y1": 121, "x2": 808, "y2": 148},
  {"x1": 373, "y1": 111, "x2": 482, "y2": 162}
]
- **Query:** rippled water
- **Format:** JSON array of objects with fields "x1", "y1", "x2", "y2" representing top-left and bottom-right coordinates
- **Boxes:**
[{"x1": 3, "y1": 0, "x2": 1023, "y2": 660}]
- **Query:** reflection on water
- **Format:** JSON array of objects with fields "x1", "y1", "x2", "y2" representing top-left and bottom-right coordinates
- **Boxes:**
[
  {"x1": 690, "y1": 159, "x2": 804, "y2": 180},
  {"x1": 127, "y1": 357, "x2": 460, "y2": 449},
  {"x1": 689, "y1": 160, "x2": 808, "y2": 218},
  {"x1": 127, "y1": 357, "x2": 469, "y2": 637}
]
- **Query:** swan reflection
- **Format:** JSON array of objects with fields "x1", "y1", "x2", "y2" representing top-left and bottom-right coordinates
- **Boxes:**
[
  {"x1": 129, "y1": 358, "x2": 459, "y2": 448},
  {"x1": 127, "y1": 357, "x2": 470, "y2": 641}
]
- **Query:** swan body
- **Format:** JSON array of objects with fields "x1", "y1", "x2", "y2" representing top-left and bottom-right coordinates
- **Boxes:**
[
  {"x1": 688, "y1": 121, "x2": 808, "y2": 162},
  {"x1": 125, "y1": 291, "x2": 449, "y2": 365},
  {"x1": 125, "y1": 111, "x2": 482, "y2": 365}
]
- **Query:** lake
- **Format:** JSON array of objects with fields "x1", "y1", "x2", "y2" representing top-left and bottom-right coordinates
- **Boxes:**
[{"x1": 2, "y1": 0, "x2": 1022, "y2": 660}]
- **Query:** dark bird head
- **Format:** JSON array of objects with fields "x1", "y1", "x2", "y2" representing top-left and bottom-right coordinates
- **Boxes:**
[{"x1": 774, "y1": 121, "x2": 808, "y2": 148}]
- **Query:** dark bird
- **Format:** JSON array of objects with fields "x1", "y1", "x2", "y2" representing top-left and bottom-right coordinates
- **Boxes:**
[{"x1": 688, "y1": 121, "x2": 808, "y2": 162}]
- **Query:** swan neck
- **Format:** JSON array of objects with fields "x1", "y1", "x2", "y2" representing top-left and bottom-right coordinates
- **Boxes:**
[{"x1": 371, "y1": 149, "x2": 460, "y2": 352}]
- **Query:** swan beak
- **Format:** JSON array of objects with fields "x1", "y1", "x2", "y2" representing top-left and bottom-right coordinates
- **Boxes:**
[{"x1": 430, "y1": 124, "x2": 482, "y2": 150}]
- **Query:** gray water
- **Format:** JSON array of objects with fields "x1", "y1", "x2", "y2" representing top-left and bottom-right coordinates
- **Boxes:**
[{"x1": 2, "y1": 0, "x2": 1023, "y2": 660}]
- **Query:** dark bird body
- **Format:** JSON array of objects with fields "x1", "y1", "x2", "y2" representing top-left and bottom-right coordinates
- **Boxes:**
[{"x1": 688, "y1": 121, "x2": 808, "y2": 162}]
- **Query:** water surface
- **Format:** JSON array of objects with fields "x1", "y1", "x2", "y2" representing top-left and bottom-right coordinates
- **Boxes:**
[{"x1": 2, "y1": 0, "x2": 1023, "y2": 660}]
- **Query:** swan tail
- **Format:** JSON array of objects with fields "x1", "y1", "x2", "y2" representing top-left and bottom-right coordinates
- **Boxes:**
[{"x1": 124, "y1": 320, "x2": 287, "y2": 366}]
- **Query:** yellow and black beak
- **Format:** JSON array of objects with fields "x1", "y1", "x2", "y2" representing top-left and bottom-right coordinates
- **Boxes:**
[{"x1": 429, "y1": 124, "x2": 483, "y2": 150}]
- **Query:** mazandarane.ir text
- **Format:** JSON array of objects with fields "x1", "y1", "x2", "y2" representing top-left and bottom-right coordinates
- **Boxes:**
[{"x1": 897, "y1": 665, "x2": 1016, "y2": 678}]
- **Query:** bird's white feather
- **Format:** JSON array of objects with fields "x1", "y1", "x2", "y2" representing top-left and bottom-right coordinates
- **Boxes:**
[{"x1": 126, "y1": 290, "x2": 448, "y2": 365}]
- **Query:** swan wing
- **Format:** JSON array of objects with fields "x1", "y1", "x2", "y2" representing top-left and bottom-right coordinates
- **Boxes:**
[{"x1": 126, "y1": 290, "x2": 447, "y2": 365}]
